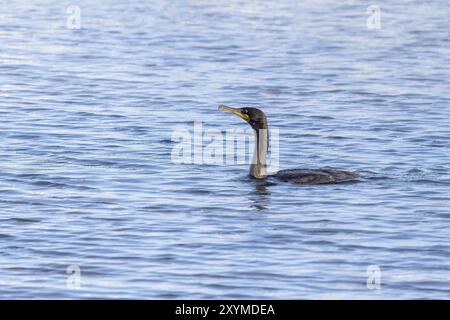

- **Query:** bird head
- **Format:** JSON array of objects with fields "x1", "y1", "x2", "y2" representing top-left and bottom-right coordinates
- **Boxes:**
[{"x1": 218, "y1": 105, "x2": 268, "y2": 130}]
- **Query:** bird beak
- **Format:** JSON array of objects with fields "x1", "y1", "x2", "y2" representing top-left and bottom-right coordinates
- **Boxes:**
[{"x1": 218, "y1": 105, "x2": 250, "y2": 122}]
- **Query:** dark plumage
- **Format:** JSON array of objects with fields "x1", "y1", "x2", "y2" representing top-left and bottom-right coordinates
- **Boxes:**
[
  {"x1": 275, "y1": 168, "x2": 359, "y2": 184},
  {"x1": 218, "y1": 105, "x2": 359, "y2": 185}
]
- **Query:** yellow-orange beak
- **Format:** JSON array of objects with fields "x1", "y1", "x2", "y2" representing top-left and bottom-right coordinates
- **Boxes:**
[{"x1": 218, "y1": 105, "x2": 250, "y2": 122}]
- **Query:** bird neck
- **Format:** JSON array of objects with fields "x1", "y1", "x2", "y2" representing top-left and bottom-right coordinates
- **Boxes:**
[{"x1": 250, "y1": 126, "x2": 268, "y2": 179}]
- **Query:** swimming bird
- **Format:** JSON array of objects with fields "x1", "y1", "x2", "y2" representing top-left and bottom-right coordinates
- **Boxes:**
[{"x1": 218, "y1": 105, "x2": 359, "y2": 184}]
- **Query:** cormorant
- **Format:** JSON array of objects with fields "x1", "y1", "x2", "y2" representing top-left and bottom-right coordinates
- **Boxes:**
[{"x1": 218, "y1": 105, "x2": 359, "y2": 184}]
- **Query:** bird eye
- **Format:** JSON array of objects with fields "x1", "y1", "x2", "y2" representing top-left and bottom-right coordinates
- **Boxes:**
[{"x1": 242, "y1": 109, "x2": 248, "y2": 114}]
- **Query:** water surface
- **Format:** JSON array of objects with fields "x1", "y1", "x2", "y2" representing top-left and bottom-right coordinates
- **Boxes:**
[{"x1": 1, "y1": 0, "x2": 450, "y2": 299}]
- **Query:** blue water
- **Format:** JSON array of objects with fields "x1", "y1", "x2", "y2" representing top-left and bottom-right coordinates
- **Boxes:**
[{"x1": 1, "y1": 0, "x2": 450, "y2": 299}]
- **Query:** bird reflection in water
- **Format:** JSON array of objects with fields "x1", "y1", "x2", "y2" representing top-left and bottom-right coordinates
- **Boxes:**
[{"x1": 249, "y1": 180, "x2": 274, "y2": 211}]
